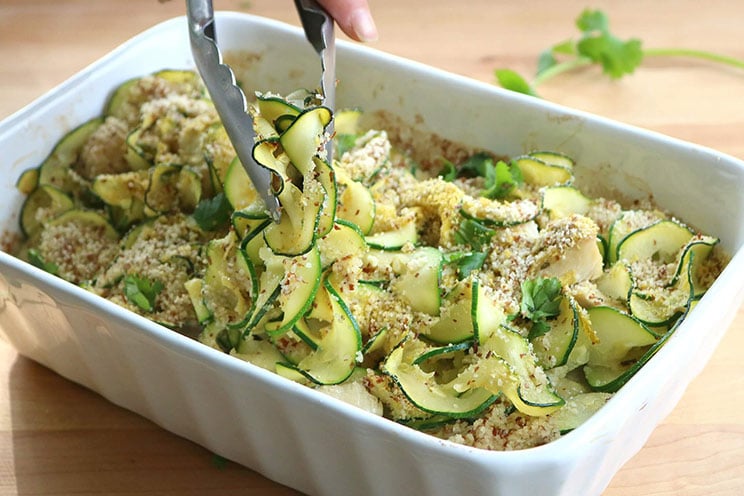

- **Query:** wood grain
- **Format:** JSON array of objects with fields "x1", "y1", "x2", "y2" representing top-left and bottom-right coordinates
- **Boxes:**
[{"x1": 1, "y1": 1, "x2": 743, "y2": 494}]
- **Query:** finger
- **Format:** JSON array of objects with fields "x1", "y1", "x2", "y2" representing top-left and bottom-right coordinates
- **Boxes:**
[{"x1": 317, "y1": 0, "x2": 378, "y2": 42}]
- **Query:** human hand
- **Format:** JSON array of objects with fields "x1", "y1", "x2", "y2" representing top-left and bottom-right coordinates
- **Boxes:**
[{"x1": 316, "y1": 0, "x2": 378, "y2": 42}]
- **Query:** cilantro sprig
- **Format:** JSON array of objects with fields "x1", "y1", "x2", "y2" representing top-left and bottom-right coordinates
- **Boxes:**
[
  {"x1": 445, "y1": 251, "x2": 488, "y2": 280},
  {"x1": 124, "y1": 274, "x2": 164, "y2": 313},
  {"x1": 193, "y1": 192, "x2": 231, "y2": 231},
  {"x1": 519, "y1": 277, "x2": 563, "y2": 340},
  {"x1": 335, "y1": 133, "x2": 359, "y2": 158},
  {"x1": 454, "y1": 218, "x2": 495, "y2": 250},
  {"x1": 27, "y1": 248, "x2": 59, "y2": 275},
  {"x1": 440, "y1": 153, "x2": 523, "y2": 279},
  {"x1": 439, "y1": 152, "x2": 522, "y2": 200},
  {"x1": 496, "y1": 8, "x2": 744, "y2": 96},
  {"x1": 445, "y1": 218, "x2": 496, "y2": 279}
]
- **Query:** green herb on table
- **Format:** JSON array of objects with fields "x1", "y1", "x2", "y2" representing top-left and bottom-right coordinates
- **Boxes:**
[
  {"x1": 519, "y1": 277, "x2": 563, "y2": 339},
  {"x1": 124, "y1": 274, "x2": 164, "y2": 313},
  {"x1": 496, "y1": 8, "x2": 744, "y2": 96}
]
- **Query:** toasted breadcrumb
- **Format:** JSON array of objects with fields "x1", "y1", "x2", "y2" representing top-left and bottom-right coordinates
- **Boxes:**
[
  {"x1": 481, "y1": 222, "x2": 539, "y2": 313},
  {"x1": 137, "y1": 95, "x2": 218, "y2": 166},
  {"x1": 78, "y1": 117, "x2": 129, "y2": 179},
  {"x1": 531, "y1": 214, "x2": 603, "y2": 284},
  {"x1": 338, "y1": 130, "x2": 391, "y2": 181},
  {"x1": 95, "y1": 214, "x2": 207, "y2": 326},
  {"x1": 36, "y1": 217, "x2": 118, "y2": 284},
  {"x1": 432, "y1": 399, "x2": 560, "y2": 450}
]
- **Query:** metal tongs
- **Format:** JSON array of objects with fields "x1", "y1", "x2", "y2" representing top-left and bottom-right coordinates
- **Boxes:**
[
  {"x1": 294, "y1": 0, "x2": 336, "y2": 161},
  {"x1": 186, "y1": 0, "x2": 336, "y2": 223}
]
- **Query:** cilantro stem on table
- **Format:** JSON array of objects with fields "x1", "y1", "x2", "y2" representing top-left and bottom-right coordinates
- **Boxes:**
[
  {"x1": 496, "y1": 8, "x2": 744, "y2": 96},
  {"x1": 642, "y1": 47, "x2": 744, "y2": 70},
  {"x1": 531, "y1": 57, "x2": 594, "y2": 87}
]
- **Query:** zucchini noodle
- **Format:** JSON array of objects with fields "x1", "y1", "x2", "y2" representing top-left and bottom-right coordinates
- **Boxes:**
[{"x1": 12, "y1": 70, "x2": 727, "y2": 451}]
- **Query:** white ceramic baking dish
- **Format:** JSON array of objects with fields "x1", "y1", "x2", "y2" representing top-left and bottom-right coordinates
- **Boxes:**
[{"x1": 1, "y1": 13, "x2": 743, "y2": 496}]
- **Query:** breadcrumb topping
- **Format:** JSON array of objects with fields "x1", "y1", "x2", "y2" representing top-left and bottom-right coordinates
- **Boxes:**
[
  {"x1": 78, "y1": 117, "x2": 129, "y2": 179},
  {"x1": 13, "y1": 70, "x2": 728, "y2": 454},
  {"x1": 36, "y1": 216, "x2": 118, "y2": 284}
]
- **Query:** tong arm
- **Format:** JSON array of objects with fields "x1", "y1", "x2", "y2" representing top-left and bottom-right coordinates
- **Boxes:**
[
  {"x1": 294, "y1": 0, "x2": 336, "y2": 162},
  {"x1": 187, "y1": 0, "x2": 281, "y2": 221}
]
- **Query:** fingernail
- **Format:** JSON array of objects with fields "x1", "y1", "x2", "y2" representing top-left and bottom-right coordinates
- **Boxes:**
[{"x1": 350, "y1": 8, "x2": 378, "y2": 42}]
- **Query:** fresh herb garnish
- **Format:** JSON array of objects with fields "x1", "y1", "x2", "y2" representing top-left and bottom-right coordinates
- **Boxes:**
[
  {"x1": 444, "y1": 251, "x2": 488, "y2": 280},
  {"x1": 519, "y1": 277, "x2": 563, "y2": 339},
  {"x1": 448, "y1": 218, "x2": 496, "y2": 279},
  {"x1": 27, "y1": 248, "x2": 59, "y2": 275},
  {"x1": 481, "y1": 160, "x2": 523, "y2": 200},
  {"x1": 439, "y1": 153, "x2": 522, "y2": 199},
  {"x1": 496, "y1": 8, "x2": 744, "y2": 96},
  {"x1": 438, "y1": 159, "x2": 458, "y2": 182},
  {"x1": 335, "y1": 133, "x2": 359, "y2": 158},
  {"x1": 454, "y1": 152, "x2": 495, "y2": 179},
  {"x1": 454, "y1": 218, "x2": 495, "y2": 250},
  {"x1": 123, "y1": 274, "x2": 164, "y2": 313},
  {"x1": 193, "y1": 192, "x2": 231, "y2": 231}
]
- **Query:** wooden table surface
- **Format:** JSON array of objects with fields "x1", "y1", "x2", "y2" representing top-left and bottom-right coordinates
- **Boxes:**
[{"x1": 1, "y1": 1, "x2": 743, "y2": 494}]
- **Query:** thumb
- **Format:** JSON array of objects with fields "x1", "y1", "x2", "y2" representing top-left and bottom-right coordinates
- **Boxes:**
[{"x1": 316, "y1": 0, "x2": 378, "y2": 42}]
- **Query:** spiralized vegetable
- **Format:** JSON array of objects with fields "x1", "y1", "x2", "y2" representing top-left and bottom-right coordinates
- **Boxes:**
[{"x1": 12, "y1": 70, "x2": 727, "y2": 450}]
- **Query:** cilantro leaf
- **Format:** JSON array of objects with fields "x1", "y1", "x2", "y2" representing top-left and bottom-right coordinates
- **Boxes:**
[
  {"x1": 457, "y1": 152, "x2": 495, "y2": 179},
  {"x1": 445, "y1": 251, "x2": 488, "y2": 280},
  {"x1": 494, "y1": 69, "x2": 537, "y2": 96},
  {"x1": 537, "y1": 40, "x2": 576, "y2": 79},
  {"x1": 577, "y1": 33, "x2": 643, "y2": 79},
  {"x1": 528, "y1": 319, "x2": 552, "y2": 340},
  {"x1": 497, "y1": 8, "x2": 744, "y2": 96},
  {"x1": 124, "y1": 274, "x2": 164, "y2": 313},
  {"x1": 193, "y1": 192, "x2": 231, "y2": 231},
  {"x1": 482, "y1": 160, "x2": 523, "y2": 199},
  {"x1": 575, "y1": 9, "x2": 643, "y2": 79},
  {"x1": 551, "y1": 39, "x2": 577, "y2": 56},
  {"x1": 335, "y1": 133, "x2": 358, "y2": 158},
  {"x1": 537, "y1": 49, "x2": 559, "y2": 75},
  {"x1": 449, "y1": 218, "x2": 495, "y2": 279},
  {"x1": 520, "y1": 277, "x2": 563, "y2": 339},
  {"x1": 438, "y1": 158, "x2": 458, "y2": 182},
  {"x1": 576, "y1": 8, "x2": 609, "y2": 32},
  {"x1": 456, "y1": 252, "x2": 488, "y2": 279},
  {"x1": 439, "y1": 153, "x2": 521, "y2": 199},
  {"x1": 454, "y1": 218, "x2": 495, "y2": 251},
  {"x1": 27, "y1": 248, "x2": 59, "y2": 275}
]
